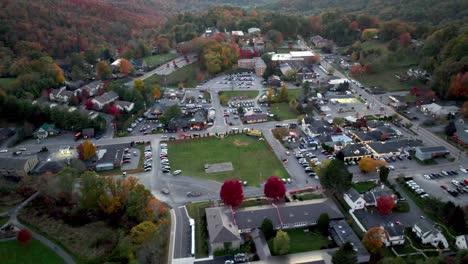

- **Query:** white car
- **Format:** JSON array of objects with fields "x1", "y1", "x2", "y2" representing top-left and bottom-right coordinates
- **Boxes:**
[
  {"x1": 173, "y1": 170, "x2": 182, "y2": 175},
  {"x1": 423, "y1": 174, "x2": 431, "y2": 180},
  {"x1": 460, "y1": 168, "x2": 468, "y2": 174},
  {"x1": 0, "y1": 149, "x2": 7, "y2": 153}
]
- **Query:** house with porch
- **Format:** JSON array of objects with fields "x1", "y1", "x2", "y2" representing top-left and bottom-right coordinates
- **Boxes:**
[
  {"x1": 381, "y1": 222, "x2": 405, "y2": 246},
  {"x1": 34, "y1": 123, "x2": 60, "y2": 139},
  {"x1": 343, "y1": 188, "x2": 366, "y2": 211},
  {"x1": 412, "y1": 219, "x2": 449, "y2": 249}
]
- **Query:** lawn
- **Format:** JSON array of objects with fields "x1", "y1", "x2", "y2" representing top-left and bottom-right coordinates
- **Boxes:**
[
  {"x1": 270, "y1": 103, "x2": 298, "y2": 121},
  {"x1": 186, "y1": 202, "x2": 210, "y2": 258},
  {"x1": 0, "y1": 239, "x2": 66, "y2": 264},
  {"x1": 0, "y1": 78, "x2": 16, "y2": 90},
  {"x1": 218, "y1": 90, "x2": 259, "y2": 106},
  {"x1": 0, "y1": 216, "x2": 9, "y2": 227},
  {"x1": 352, "y1": 181, "x2": 377, "y2": 193},
  {"x1": 144, "y1": 62, "x2": 201, "y2": 88},
  {"x1": 168, "y1": 135, "x2": 289, "y2": 186},
  {"x1": 268, "y1": 228, "x2": 329, "y2": 255},
  {"x1": 355, "y1": 67, "x2": 425, "y2": 92},
  {"x1": 287, "y1": 89, "x2": 302, "y2": 100},
  {"x1": 144, "y1": 53, "x2": 177, "y2": 67}
]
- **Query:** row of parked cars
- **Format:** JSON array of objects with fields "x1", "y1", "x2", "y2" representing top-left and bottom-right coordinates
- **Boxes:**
[
  {"x1": 404, "y1": 178, "x2": 429, "y2": 198},
  {"x1": 423, "y1": 170, "x2": 460, "y2": 180},
  {"x1": 159, "y1": 143, "x2": 181, "y2": 175},
  {"x1": 440, "y1": 179, "x2": 468, "y2": 197},
  {"x1": 143, "y1": 145, "x2": 153, "y2": 172}
]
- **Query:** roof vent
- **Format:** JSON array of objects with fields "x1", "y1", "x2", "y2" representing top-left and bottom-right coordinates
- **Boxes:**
[
  {"x1": 341, "y1": 231, "x2": 346, "y2": 234},
  {"x1": 338, "y1": 226, "x2": 342, "y2": 229},
  {"x1": 289, "y1": 213, "x2": 294, "y2": 217}
]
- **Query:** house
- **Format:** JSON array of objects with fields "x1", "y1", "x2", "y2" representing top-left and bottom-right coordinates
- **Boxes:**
[
  {"x1": 375, "y1": 126, "x2": 401, "y2": 138},
  {"x1": 343, "y1": 188, "x2": 366, "y2": 210},
  {"x1": 329, "y1": 220, "x2": 370, "y2": 263},
  {"x1": 301, "y1": 117, "x2": 333, "y2": 138},
  {"x1": 242, "y1": 113, "x2": 268, "y2": 124},
  {"x1": 412, "y1": 219, "x2": 449, "y2": 249},
  {"x1": 296, "y1": 66, "x2": 317, "y2": 83},
  {"x1": 381, "y1": 222, "x2": 405, "y2": 246},
  {"x1": 65, "y1": 80, "x2": 85, "y2": 91},
  {"x1": 247, "y1": 27, "x2": 261, "y2": 35},
  {"x1": 279, "y1": 63, "x2": 294, "y2": 76},
  {"x1": 92, "y1": 91, "x2": 119, "y2": 110},
  {"x1": 78, "y1": 81, "x2": 103, "y2": 96},
  {"x1": 267, "y1": 75, "x2": 282, "y2": 87},
  {"x1": 114, "y1": 100, "x2": 135, "y2": 112},
  {"x1": 253, "y1": 38, "x2": 265, "y2": 52},
  {"x1": 452, "y1": 121, "x2": 468, "y2": 147},
  {"x1": 34, "y1": 123, "x2": 60, "y2": 139},
  {"x1": 49, "y1": 87, "x2": 76, "y2": 103},
  {"x1": 34, "y1": 160, "x2": 65, "y2": 174},
  {"x1": 415, "y1": 146, "x2": 449, "y2": 161},
  {"x1": 363, "y1": 185, "x2": 397, "y2": 207},
  {"x1": 82, "y1": 128, "x2": 95, "y2": 139},
  {"x1": 339, "y1": 143, "x2": 371, "y2": 162},
  {"x1": 95, "y1": 143, "x2": 130, "y2": 171},
  {"x1": 419, "y1": 103, "x2": 458, "y2": 118},
  {"x1": 231, "y1": 31, "x2": 244, "y2": 37},
  {"x1": 317, "y1": 134, "x2": 353, "y2": 149},
  {"x1": 205, "y1": 207, "x2": 242, "y2": 251},
  {"x1": 455, "y1": 235, "x2": 468, "y2": 249},
  {"x1": 237, "y1": 57, "x2": 266, "y2": 77},
  {"x1": 131, "y1": 58, "x2": 147, "y2": 70},
  {"x1": 205, "y1": 199, "x2": 344, "y2": 251},
  {"x1": 311, "y1": 35, "x2": 332, "y2": 49},
  {"x1": 367, "y1": 139, "x2": 423, "y2": 158},
  {"x1": 0, "y1": 156, "x2": 39, "y2": 178}
]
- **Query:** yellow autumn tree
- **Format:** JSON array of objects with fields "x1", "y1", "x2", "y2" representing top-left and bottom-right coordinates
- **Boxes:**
[
  {"x1": 358, "y1": 157, "x2": 387, "y2": 173},
  {"x1": 130, "y1": 221, "x2": 157, "y2": 246},
  {"x1": 77, "y1": 140, "x2": 96, "y2": 161},
  {"x1": 152, "y1": 87, "x2": 161, "y2": 99},
  {"x1": 133, "y1": 79, "x2": 144, "y2": 92},
  {"x1": 362, "y1": 227, "x2": 385, "y2": 253}
]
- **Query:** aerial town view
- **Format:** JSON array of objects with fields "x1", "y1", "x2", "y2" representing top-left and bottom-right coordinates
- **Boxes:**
[{"x1": 0, "y1": 1, "x2": 466, "y2": 264}]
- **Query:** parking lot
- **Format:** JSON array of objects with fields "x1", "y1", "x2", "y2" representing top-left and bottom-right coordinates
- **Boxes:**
[
  {"x1": 199, "y1": 72, "x2": 264, "y2": 91},
  {"x1": 408, "y1": 167, "x2": 468, "y2": 205},
  {"x1": 121, "y1": 147, "x2": 141, "y2": 171}
]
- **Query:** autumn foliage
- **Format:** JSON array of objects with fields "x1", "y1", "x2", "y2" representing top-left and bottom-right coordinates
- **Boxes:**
[
  {"x1": 350, "y1": 64, "x2": 363, "y2": 76},
  {"x1": 362, "y1": 227, "x2": 385, "y2": 253},
  {"x1": 152, "y1": 87, "x2": 161, "y2": 99},
  {"x1": 118, "y1": 58, "x2": 133, "y2": 75},
  {"x1": 358, "y1": 157, "x2": 387, "y2": 173},
  {"x1": 448, "y1": 72, "x2": 468, "y2": 98},
  {"x1": 220, "y1": 180, "x2": 244, "y2": 208},
  {"x1": 376, "y1": 195, "x2": 395, "y2": 215},
  {"x1": 77, "y1": 140, "x2": 96, "y2": 161},
  {"x1": 264, "y1": 176, "x2": 286, "y2": 200},
  {"x1": 399, "y1": 33, "x2": 412, "y2": 48},
  {"x1": 17, "y1": 229, "x2": 32, "y2": 245}
]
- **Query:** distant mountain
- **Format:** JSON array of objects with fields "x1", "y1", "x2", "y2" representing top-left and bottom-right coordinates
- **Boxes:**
[{"x1": 263, "y1": 0, "x2": 468, "y2": 25}]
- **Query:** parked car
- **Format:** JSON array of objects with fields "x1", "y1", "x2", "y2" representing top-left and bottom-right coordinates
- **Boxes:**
[
  {"x1": 173, "y1": 170, "x2": 182, "y2": 175},
  {"x1": 187, "y1": 191, "x2": 202, "y2": 197},
  {"x1": 440, "y1": 185, "x2": 448, "y2": 190}
]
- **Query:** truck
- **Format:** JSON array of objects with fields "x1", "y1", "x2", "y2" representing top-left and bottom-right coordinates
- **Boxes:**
[{"x1": 247, "y1": 130, "x2": 262, "y2": 137}]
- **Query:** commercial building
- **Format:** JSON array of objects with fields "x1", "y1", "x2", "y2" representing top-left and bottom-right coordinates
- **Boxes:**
[
  {"x1": 237, "y1": 57, "x2": 266, "y2": 76},
  {"x1": 414, "y1": 146, "x2": 449, "y2": 161}
]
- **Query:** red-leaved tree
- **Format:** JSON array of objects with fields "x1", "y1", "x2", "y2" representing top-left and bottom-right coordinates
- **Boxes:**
[
  {"x1": 17, "y1": 229, "x2": 32, "y2": 245},
  {"x1": 264, "y1": 176, "x2": 286, "y2": 200},
  {"x1": 220, "y1": 180, "x2": 244, "y2": 208},
  {"x1": 376, "y1": 195, "x2": 395, "y2": 215},
  {"x1": 84, "y1": 99, "x2": 94, "y2": 110},
  {"x1": 399, "y1": 33, "x2": 411, "y2": 48},
  {"x1": 350, "y1": 64, "x2": 363, "y2": 76}
]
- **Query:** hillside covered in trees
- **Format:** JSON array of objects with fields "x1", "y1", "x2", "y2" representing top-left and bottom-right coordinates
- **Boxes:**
[{"x1": 264, "y1": 0, "x2": 468, "y2": 26}]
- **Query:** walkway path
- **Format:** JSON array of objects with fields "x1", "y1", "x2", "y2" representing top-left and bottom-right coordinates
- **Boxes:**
[{"x1": 1, "y1": 192, "x2": 76, "y2": 264}]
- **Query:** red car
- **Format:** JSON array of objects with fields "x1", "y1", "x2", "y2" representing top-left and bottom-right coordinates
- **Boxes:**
[{"x1": 440, "y1": 185, "x2": 448, "y2": 190}]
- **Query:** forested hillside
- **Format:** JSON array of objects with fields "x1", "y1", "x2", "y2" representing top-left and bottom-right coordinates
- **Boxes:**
[{"x1": 265, "y1": 0, "x2": 468, "y2": 25}]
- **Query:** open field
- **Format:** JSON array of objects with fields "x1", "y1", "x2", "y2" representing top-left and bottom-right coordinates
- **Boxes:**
[
  {"x1": 352, "y1": 181, "x2": 377, "y2": 193},
  {"x1": 0, "y1": 239, "x2": 66, "y2": 264},
  {"x1": 270, "y1": 103, "x2": 298, "y2": 121},
  {"x1": 219, "y1": 90, "x2": 258, "y2": 106},
  {"x1": 355, "y1": 67, "x2": 425, "y2": 92},
  {"x1": 168, "y1": 135, "x2": 289, "y2": 186},
  {"x1": 144, "y1": 53, "x2": 178, "y2": 67},
  {"x1": 144, "y1": 62, "x2": 201, "y2": 88},
  {"x1": 268, "y1": 228, "x2": 329, "y2": 255}
]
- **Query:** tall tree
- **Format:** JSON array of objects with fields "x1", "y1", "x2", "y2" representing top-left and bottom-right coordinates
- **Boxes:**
[
  {"x1": 130, "y1": 221, "x2": 157, "y2": 246},
  {"x1": 77, "y1": 140, "x2": 96, "y2": 161},
  {"x1": 273, "y1": 230, "x2": 290, "y2": 255},
  {"x1": 152, "y1": 87, "x2": 161, "y2": 99},
  {"x1": 219, "y1": 180, "x2": 244, "y2": 208},
  {"x1": 379, "y1": 166, "x2": 390, "y2": 182},
  {"x1": 445, "y1": 121, "x2": 457, "y2": 137},
  {"x1": 16, "y1": 229, "x2": 32, "y2": 245},
  {"x1": 317, "y1": 213, "x2": 330, "y2": 235},
  {"x1": 261, "y1": 218, "x2": 275, "y2": 241},
  {"x1": 119, "y1": 58, "x2": 133, "y2": 76},
  {"x1": 376, "y1": 195, "x2": 395, "y2": 215},
  {"x1": 264, "y1": 176, "x2": 286, "y2": 200},
  {"x1": 332, "y1": 242, "x2": 358, "y2": 264},
  {"x1": 278, "y1": 84, "x2": 289, "y2": 102},
  {"x1": 96, "y1": 61, "x2": 111, "y2": 80},
  {"x1": 80, "y1": 171, "x2": 105, "y2": 210},
  {"x1": 320, "y1": 159, "x2": 353, "y2": 193},
  {"x1": 133, "y1": 79, "x2": 145, "y2": 92}
]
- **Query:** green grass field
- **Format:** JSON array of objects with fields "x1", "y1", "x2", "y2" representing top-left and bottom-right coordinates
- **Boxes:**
[
  {"x1": 287, "y1": 89, "x2": 301, "y2": 100},
  {"x1": 168, "y1": 135, "x2": 289, "y2": 186},
  {"x1": 0, "y1": 78, "x2": 16, "y2": 90},
  {"x1": 355, "y1": 67, "x2": 425, "y2": 92},
  {"x1": 0, "y1": 239, "x2": 66, "y2": 264},
  {"x1": 268, "y1": 229, "x2": 329, "y2": 255},
  {"x1": 352, "y1": 181, "x2": 377, "y2": 193},
  {"x1": 144, "y1": 53, "x2": 177, "y2": 67},
  {"x1": 144, "y1": 62, "x2": 201, "y2": 88},
  {"x1": 270, "y1": 102, "x2": 298, "y2": 120},
  {"x1": 219, "y1": 90, "x2": 258, "y2": 106}
]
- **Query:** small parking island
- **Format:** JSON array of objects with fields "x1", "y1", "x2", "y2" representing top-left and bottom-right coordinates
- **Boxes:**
[{"x1": 168, "y1": 135, "x2": 289, "y2": 186}]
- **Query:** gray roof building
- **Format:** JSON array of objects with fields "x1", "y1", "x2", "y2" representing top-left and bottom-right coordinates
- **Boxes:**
[
  {"x1": 382, "y1": 222, "x2": 405, "y2": 238},
  {"x1": 344, "y1": 188, "x2": 362, "y2": 202},
  {"x1": 206, "y1": 207, "x2": 242, "y2": 244},
  {"x1": 368, "y1": 139, "x2": 423, "y2": 155},
  {"x1": 95, "y1": 143, "x2": 130, "y2": 171},
  {"x1": 330, "y1": 220, "x2": 370, "y2": 263},
  {"x1": 0, "y1": 156, "x2": 39, "y2": 178}
]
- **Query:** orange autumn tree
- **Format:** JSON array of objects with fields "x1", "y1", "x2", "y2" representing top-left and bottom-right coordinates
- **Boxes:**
[
  {"x1": 362, "y1": 227, "x2": 385, "y2": 253},
  {"x1": 119, "y1": 58, "x2": 133, "y2": 76},
  {"x1": 152, "y1": 86, "x2": 161, "y2": 99},
  {"x1": 146, "y1": 197, "x2": 167, "y2": 220},
  {"x1": 448, "y1": 72, "x2": 468, "y2": 98},
  {"x1": 98, "y1": 177, "x2": 138, "y2": 215},
  {"x1": 53, "y1": 64, "x2": 65, "y2": 83},
  {"x1": 77, "y1": 140, "x2": 96, "y2": 161},
  {"x1": 358, "y1": 157, "x2": 387, "y2": 173}
]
